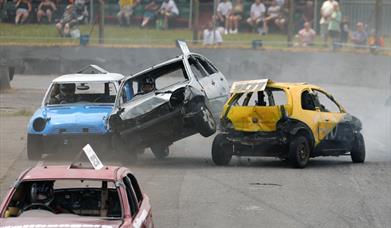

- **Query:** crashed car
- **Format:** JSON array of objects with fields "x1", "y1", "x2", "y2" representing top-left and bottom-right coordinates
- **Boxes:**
[
  {"x1": 0, "y1": 160, "x2": 153, "y2": 227},
  {"x1": 212, "y1": 79, "x2": 365, "y2": 168},
  {"x1": 27, "y1": 65, "x2": 125, "y2": 159},
  {"x1": 109, "y1": 41, "x2": 229, "y2": 159}
]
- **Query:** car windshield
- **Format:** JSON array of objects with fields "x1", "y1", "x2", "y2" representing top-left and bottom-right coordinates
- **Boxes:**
[
  {"x1": 4, "y1": 180, "x2": 122, "y2": 219},
  {"x1": 45, "y1": 82, "x2": 117, "y2": 105}
]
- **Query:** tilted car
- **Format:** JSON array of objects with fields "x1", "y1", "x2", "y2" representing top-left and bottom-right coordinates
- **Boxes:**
[
  {"x1": 108, "y1": 41, "x2": 229, "y2": 159},
  {"x1": 27, "y1": 65, "x2": 125, "y2": 159},
  {"x1": 212, "y1": 79, "x2": 365, "y2": 168},
  {"x1": 0, "y1": 165, "x2": 154, "y2": 227}
]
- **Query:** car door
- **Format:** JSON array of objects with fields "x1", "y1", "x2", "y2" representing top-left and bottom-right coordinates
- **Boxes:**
[
  {"x1": 313, "y1": 89, "x2": 353, "y2": 151},
  {"x1": 188, "y1": 55, "x2": 228, "y2": 117},
  {"x1": 123, "y1": 174, "x2": 153, "y2": 228}
]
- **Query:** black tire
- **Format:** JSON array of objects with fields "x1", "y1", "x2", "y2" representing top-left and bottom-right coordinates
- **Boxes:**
[
  {"x1": 288, "y1": 135, "x2": 310, "y2": 168},
  {"x1": 193, "y1": 103, "x2": 216, "y2": 137},
  {"x1": 351, "y1": 132, "x2": 365, "y2": 163},
  {"x1": 27, "y1": 134, "x2": 42, "y2": 160},
  {"x1": 211, "y1": 134, "x2": 232, "y2": 166},
  {"x1": 151, "y1": 145, "x2": 170, "y2": 160}
]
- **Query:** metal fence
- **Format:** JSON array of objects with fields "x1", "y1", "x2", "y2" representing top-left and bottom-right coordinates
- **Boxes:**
[{"x1": 340, "y1": 0, "x2": 391, "y2": 36}]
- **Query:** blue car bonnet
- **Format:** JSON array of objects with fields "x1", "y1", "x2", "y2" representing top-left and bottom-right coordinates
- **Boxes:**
[{"x1": 28, "y1": 104, "x2": 114, "y2": 135}]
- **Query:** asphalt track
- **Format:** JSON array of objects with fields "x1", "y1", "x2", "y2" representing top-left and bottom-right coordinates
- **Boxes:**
[{"x1": 0, "y1": 74, "x2": 390, "y2": 228}]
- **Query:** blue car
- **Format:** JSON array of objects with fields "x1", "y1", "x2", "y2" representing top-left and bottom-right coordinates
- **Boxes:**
[{"x1": 27, "y1": 65, "x2": 126, "y2": 159}]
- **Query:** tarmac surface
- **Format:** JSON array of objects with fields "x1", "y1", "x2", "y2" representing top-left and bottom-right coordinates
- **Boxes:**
[{"x1": 0, "y1": 74, "x2": 390, "y2": 227}]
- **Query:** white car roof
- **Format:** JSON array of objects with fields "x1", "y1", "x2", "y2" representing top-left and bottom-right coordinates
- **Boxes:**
[{"x1": 53, "y1": 73, "x2": 124, "y2": 83}]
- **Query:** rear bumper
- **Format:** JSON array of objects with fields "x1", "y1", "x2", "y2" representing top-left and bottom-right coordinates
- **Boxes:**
[
  {"x1": 224, "y1": 130, "x2": 289, "y2": 157},
  {"x1": 28, "y1": 133, "x2": 112, "y2": 154}
]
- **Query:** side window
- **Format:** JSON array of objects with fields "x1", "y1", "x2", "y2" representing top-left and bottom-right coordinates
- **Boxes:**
[
  {"x1": 314, "y1": 90, "x2": 341, "y2": 113},
  {"x1": 188, "y1": 56, "x2": 208, "y2": 78},
  {"x1": 121, "y1": 80, "x2": 134, "y2": 104},
  {"x1": 127, "y1": 174, "x2": 143, "y2": 204},
  {"x1": 123, "y1": 177, "x2": 139, "y2": 216},
  {"x1": 198, "y1": 57, "x2": 218, "y2": 75},
  {"x1": 301, "y1": 90, "x2": 316, "y2": 111}
]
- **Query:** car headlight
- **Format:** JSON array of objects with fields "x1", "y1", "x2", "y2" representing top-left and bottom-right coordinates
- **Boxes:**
[{"x1": 33, "y1": 118, "x2": 46, "y2": 132}]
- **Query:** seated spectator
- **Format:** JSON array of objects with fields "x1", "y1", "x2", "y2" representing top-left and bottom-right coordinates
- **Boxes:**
[
  {"x1": 227, "y1": 0, "x2": 243, "y2": 34},
  {"x1": 73, "y1": 0, "x2": 88, "y2": 24},
  {"x1": 37, "y1": 0, "x2": 56, "y2": 23},
  {"x1": 349, "y1": 22, "x2": 368, "y2": 46},
  {"x1": 203, "y1": 22, "x2": 223, "y2": 46},
  {"x1": 15, "y1": 0, "x2": 32, "y2": 24},
  {"x1": 141, "y1": 0, "x2": 161, "y2": 27},
  {"x1": 246, "y1": 0, "x2": 266, "y2": 34},
  {"x1": 55, "y1": 4, "x2": 77, "y2": 37},
  {"x1": 117, "y1": 0, "x2": 139, "y2": 26},
  {"x1": 274, "y1": 5, "x2": 287, "y2": 32},
  {"x1": 298, "y1": 22, "x2": 316, "y2": 46},
  {"x1": 159, "y1": 0, "x2": 179, "y2": 30},
  {"x1": 216, "y1": 0, "x2": 232, "y2": 35},
  {"x1": 263, "y1": 0, "x2": 280, "y2": 34}
]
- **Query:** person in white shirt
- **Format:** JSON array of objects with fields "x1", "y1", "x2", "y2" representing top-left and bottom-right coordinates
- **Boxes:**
[
  {"x1": 216, "y1": 0, "x2": 232, "y2": 34},
  {"x1": 159, "y1": 0, "x2": 179, "y2": 29},
  {"x1": 246, "y1": 0, "x2": 266, "y2": 32},
  {"x1": 319, "y1": 0, "x2": 337, "y2": 46},
  {"x1": 203, "y1": 22, "x2": 223, "y2": 45},
  {"x1": 263, "y1": 0, "x2": 280, "y2": 34}
]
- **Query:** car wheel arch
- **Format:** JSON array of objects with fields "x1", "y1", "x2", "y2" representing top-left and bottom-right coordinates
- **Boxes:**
[{"x1": 281, "y1": 119, "x2": 315, "y2": 151}]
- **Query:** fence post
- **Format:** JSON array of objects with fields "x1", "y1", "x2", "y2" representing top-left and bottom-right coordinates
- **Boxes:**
[
  {"x1": 99, "y1": 0, "x2": 104, "y2": 44},
  {"x1": 287, "y1": 0, "x2": 294, "y2": 47}
]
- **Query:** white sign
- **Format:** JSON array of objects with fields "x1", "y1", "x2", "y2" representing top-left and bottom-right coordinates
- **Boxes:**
[
  {"x1": 176, "y1": 40, "x2": 190, "y2": 55},
  {"x1": 230, "y1": 79, "x2": 269, "y2": 94},
  {"x1": 83, "y1": 144, "x2": 104, "y2": 170}
]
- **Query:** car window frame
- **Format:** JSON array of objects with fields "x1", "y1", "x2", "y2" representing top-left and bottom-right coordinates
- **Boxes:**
[
  {"x1": 122, "y1": 176, "x2": 139, "y2": 217},
  {"x1": 312, "y1": 89, "x2": 343, "y2": 113}
]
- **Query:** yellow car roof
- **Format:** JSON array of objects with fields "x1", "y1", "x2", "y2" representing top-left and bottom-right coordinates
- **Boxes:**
[{"x1": 230, "y1": 79, "x2": 323, "y2": 93}]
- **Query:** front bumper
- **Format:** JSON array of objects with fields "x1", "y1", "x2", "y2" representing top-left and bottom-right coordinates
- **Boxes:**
[{"x1": 29, "y1": 133, "x2": 112, "y2": 154}]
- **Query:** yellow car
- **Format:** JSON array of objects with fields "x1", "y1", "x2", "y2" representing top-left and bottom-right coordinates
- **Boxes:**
[{"x1": 212, "y1": 79, "x2": 365, "y2": 168}]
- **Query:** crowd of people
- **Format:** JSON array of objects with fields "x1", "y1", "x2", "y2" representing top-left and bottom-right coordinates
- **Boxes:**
[{"x1": 0, "y1": 0, "x2": 384, "y2": 48}]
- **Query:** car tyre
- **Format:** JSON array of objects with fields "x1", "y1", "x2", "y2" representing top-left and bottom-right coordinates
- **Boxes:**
[
  {"x1": 212, "y1": 134, "x2": 232, "y2": 166},
  {"x1": 351, "y1": 132, "x2": 365, "y2": 163},
  {"x1": 288, "y1": 135, "x2": 310, "y2": 168},
  {"x1": 27, "y1": 134, "x2": 42, "y2": 160},
  {"x1": 194, "y1": 103, "x2": 216, "y2": 137},
  {"x1": 151, "y1": 145, "x2": 170, "y2": 160}
]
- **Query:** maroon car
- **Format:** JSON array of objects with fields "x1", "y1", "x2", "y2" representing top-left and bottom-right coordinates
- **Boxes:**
[{"x1": 0, "y1": 165, "x2": 154, "y2": 228}]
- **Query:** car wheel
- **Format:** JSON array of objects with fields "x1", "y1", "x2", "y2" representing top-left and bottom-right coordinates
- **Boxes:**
[
  {"x1": 27, "y1": 134, "x2": 42, "y2": 160},
  {"x1": 151, "y1": 145, "x2": 170, "y2": 160},
  {"x1": 288, "y1": 135, "x2": 310, "y2": 168},
  {"x1": 351, "y1": 132, "x2": 365, "y2": 163},
  {"x1": 194, "y1": 103, "x2": 216, "y2": 137},
  {"x1": 212, "y1": 134, "x2": 232, "y2": 166}
]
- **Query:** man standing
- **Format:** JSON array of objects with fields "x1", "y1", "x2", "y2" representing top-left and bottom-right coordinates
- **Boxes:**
[
  {"x1": 216, "y1": 0, "x2": 232, "y2": 35},
  {"x1": 117, "y1": 0, "x2": 139, "y2": 26},
  {"x1": 319, "y1": 0, "x2": 337, "y2": 46}
]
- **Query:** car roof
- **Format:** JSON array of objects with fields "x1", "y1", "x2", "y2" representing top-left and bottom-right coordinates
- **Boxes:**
[
  {"x1": 19, "y1": 165, "x2": 127, "y2": 182},
  {"x1": 53, "y1": 73, "x2": 124, "y2": 83},
  {"x1": 128, "y1": 55, "x2": 184, "y2": 80},
  {"x1": 230, "y1": 79, "x2": 323, "y2": 93}
]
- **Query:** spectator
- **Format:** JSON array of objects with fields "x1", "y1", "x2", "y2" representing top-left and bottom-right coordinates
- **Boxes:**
[
  {"x1": 55, "y1": 4, "x2": 77, "y2": 37},
  {"x1": 15, "y1": 0, "x2": 32, "y2": 24},
  {"x1": 117, "y1": 0, "x2": 139, "y2": 26},
  {"x1": 302, "y1": 0, "x2": 314, "y2": 25},
  {"x1": 73, "y1": 0, "x2": 88, "y2": 24},
  {"x1": 328, "y1": 2, "x2": 341, "y2": 45},
  {"x1": 319, "y1": 0, "x2": 338, "y2": 46},
  {"x1": 340, "y1": 16, "x2": 349, "y2": 43},
  {"x1": 349, "y1": 22, "x2": 368, "y2": 46},
  {"x1": 263, "y1": 0, "x2": 280, "y2": 34},
  {"x1": 37, "y1": 0, "x2": 56, "y2": 23},
  {"x1": 141, "y1": 0, "x2": 161, "y2": 27},
  {"x1": 298, "y1": 21, "x2": 316, "y2": 46},
  {"x1": 159, "y1": 0, "x2": 179, "y2": 30},
  {"x1": 274, "y1": 4, "x2": 287, "y2": 32},
  {"x1": 216, "y1": 0, "x2": 232, "y2": 35},
  {"x1": 227, "y1": 0, "x2": 243, "y2": 34},
  {"x1": 203, "y1": 22, "x2": 223, "y2": 45},
  {"x1": 246, "y1": 0, "x2": 266, "y2": 34}
]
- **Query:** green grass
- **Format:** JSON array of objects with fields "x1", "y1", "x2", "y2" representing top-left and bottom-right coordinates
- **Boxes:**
[{"x1": 0, "y1": 23, "x2": 390, "y2": 55}]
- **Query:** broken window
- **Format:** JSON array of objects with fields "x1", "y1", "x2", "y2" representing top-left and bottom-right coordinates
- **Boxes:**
[
  {"x1": 230, "y1": 88, "x2": 287, "y2": 107},
  {"x1": 301, "y1": 90, "x2": 317, "y2": 111},
  {"x1": 313, "y1": 90, "x2": 341, "y2": 113}
]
